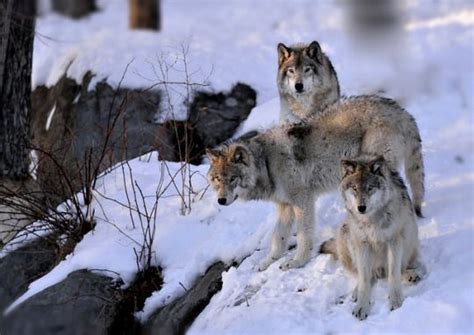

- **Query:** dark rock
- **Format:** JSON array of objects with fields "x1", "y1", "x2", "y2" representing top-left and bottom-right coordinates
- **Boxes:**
[
  {"x1": 31, "y1": 72, "x2": 162, "y2": 206},
  {"x1": 145, "y1": 262, "x2": 227, "y2": 335},
  {"x1": 189, "y1": 82, "x2": 257, "y2": 150},
  {"x1": 0, "y1": 236, "x2": 60, "y2": 313},
  {"x1": 32, "y1": 74, "x2": 256, "y2": 203},
  {"x1": 0, "y1": 270, "x2": 123, "y2": 335},
  {"x1": 158, "y1": 83, "x2": 257, "y2": 165},
  {"x1": 158, "y1": 119, "x2": 204, "y2": 165},
  {"x1": 109, "y1": 266, "x2": 163, "y2": 335}
]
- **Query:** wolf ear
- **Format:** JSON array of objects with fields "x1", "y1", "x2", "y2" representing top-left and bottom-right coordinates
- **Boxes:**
[
  {"x1": 341, "y1": 160, "x2": 357, "y2": 177},
  {"x1": 277, "y1": 43, "x2": 292, "y2": 65},
  {"x1": 232, "y1": 145, "x2": 250, "y2": 166},
  {"x1": 305, "y1": 41, "x2": 323, "y2": 64},
  {"x1": 206, "y1": 148, "x2": 222, "y2": 162},
  {"x1": 369, "y1": 156, "x2": 385, "y2": 176}
]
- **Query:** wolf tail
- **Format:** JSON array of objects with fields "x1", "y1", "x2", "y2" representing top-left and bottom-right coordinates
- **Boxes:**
[
  {"x1": 319, "y1": 238, "x2": 338, "y2": 259},
  {"x1": 405, "y1": 135, "x2": 425, "y2": 218}
]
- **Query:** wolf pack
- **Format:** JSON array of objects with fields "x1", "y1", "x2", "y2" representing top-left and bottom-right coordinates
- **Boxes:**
[{"x1": 207, "y1": 40, "x2": 427, "y2": 320}]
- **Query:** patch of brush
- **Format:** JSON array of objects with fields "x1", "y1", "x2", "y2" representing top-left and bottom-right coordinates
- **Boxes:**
[{"x1": 109, "y1": 266, "x2": 163, "y2": 335}]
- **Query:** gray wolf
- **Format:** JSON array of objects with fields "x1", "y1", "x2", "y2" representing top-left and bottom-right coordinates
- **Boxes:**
[
  {"x1": 320, "y1": 155, "x2": 425, "y2": 320},
  {"x1": 277, "y1": 41, "x2": 340, "y2": 124},
  {"x1": 207, "y1": 95, "x2": 424, "y2": 272}
]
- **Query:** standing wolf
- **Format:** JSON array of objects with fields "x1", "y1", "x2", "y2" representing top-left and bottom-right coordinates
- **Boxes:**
[
  {"x1": 207, "y1": 95, "x2": 424, "y2": 271},
  {"x1": 277, "y1": 41, "x2": 340, "y2": 123},
  {"x1": 320, "y1": 155, "x2": 425, "y2": 320}
]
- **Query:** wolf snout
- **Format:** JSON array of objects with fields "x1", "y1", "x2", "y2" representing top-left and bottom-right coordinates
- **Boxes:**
[
  {"x1": 295, "y1": 82, "x2": 304, "y2": 93},
  {"x1": 218, "y1": 198, "x2": 227, "y2": 205},
  {"x1": 357, "y1": 205, "x2": 367, "y2": 214}
]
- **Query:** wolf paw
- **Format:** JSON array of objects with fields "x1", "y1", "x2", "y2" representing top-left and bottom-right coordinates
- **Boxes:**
[
  {"x1": 279, "y1": 258, "x2": 307, "y2": 271},
  {"x1": 257, "y1": 256, "x2": 277, "y2": 272},
  {"x1": 352, "y1": 301, "x2": 370, "y2": 320},
  {"x1": 403, "y1": 269, "x2": 422, "y2": 284},
  {"x1": 388, "y1": 289, "x2": 403, "y2": 311},
  {"x1": 351, "y1": 287, "x2": 358, "y2": 302}
]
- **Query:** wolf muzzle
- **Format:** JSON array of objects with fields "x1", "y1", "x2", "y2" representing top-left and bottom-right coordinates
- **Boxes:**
[
  {"x1": 295, "y1": 82, "x2": 304, "y2": 93},
  {"x1": 357, "y1": 205, "x2": 367, "y2": 214}
]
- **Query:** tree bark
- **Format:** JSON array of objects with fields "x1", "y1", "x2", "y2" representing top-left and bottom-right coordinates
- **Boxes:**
[
  {"x1": 51, "y1": 0, "x2": 96, "y2": 19},
  {"x1": 0, "y1": 0, "x2": 36, "y2": 180},
  {"x1": 129, "y1": 0, "x2": 161, "y2": 31}
]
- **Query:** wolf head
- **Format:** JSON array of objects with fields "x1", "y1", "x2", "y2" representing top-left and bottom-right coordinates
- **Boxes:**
[
  {"x1": 277, "y1": 40, "x2": 339, "y2": 100},
  {"x1": 206, "y1": 144, "x2": 257, "y2": 206},
  {"x1": 340, "y1": 156, "x2": 391, "y2": 216}
]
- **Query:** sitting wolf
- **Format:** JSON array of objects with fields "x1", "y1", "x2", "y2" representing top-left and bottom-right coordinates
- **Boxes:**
[
  {"x1": 207, "y1": 95, "x2": 424, "y2": 271},
  {"x1": 320, "y1": 155, "x2": 425, "y2": 320},
  {"x1": 277, "y1": 40, "x2": 340, "y2": 124}
]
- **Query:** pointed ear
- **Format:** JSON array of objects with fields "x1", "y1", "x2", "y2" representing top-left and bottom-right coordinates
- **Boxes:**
[
  {"x1": 277, "y1": 43, "x2": 292, "y2": 65},
  {"x1": 206, "y1": 148, "x2": 222, "y2": 162},
  {"x1": 232, "y1": 145, "x2": 250, "y2": 166},
  {"x1": 305, "y1": 41, "x2": 323, "y2": 63},
  {"x1": 341, "y1": 160, "x2": 357, "y2": 177},
  {"x1": 369, "y1": 156, "x2": 386, "y2": 176}
]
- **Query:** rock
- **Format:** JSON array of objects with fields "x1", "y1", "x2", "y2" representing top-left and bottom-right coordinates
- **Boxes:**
[
  {"x1": 189, "y1": 82, "x2": 257, "y2": 150},
  {"x1": 32, "y1": 74, "x2": 256, "y2": 202},
  {"x1": 145, "y1": 262, "x2": 227, "y2": 335},
  {"x1": 0, "y1": 270, "x2": 123, "y2": 335},
  {"x1": 0, "y1": 236, "x2": 60, "y2": 313},
  {"x1": 109, "y1": 266, "x2": 163, "y2": 335},
  {"x1": 159, "y1": 83, "x2": 257, "y2": 164},
  {"x1": 31, "y1": 73, "x2": 162, "y2": 206},
  {"x1": 0, "y1": 248, "x2": 228, "y2": 335}
]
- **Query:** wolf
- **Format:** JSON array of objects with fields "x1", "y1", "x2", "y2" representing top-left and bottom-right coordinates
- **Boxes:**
[
  {"x1": 207, "y1": 95, "x2": 424, "y2": 272},
  {"x1": 320, "y1": 155, "x2": 425, "y2": 320},
  {"x1": 277, "y1": 40, "x2": 340, "y2": 124}
]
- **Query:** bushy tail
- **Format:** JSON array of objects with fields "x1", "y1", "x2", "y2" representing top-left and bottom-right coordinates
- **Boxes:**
[
  {"x1": 405, "y1": 137, "x2": 425, "y2": 218},
  {"x1": 319, "y1": 238, "x2": 338, "y2": 259}
]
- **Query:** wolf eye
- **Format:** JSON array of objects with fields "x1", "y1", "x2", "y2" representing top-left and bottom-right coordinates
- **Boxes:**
[
  {"x1": 368, "y1": 185, "x2": 374, "y2": 191},
  {"x1": 213, "y1": 176, "x2": 221, "y2": 182},
  {"x1": 351, "y1": 185, "x2": 357, "y2": 191},
  {"x1": 230, "y1": 176, "x2": 238, "y2": 183},
  {"x1": 304, "y1": 67, "x2": 311, "y2": 73},
  {"x1": 287, "y1": 68, "x2": 294, "y2": 74}
]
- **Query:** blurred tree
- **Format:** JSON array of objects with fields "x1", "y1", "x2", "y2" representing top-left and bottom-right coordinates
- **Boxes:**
[
  {"x1": 52, "y1": 0, "x2": 96, "y2": 19},
  {"x1": 0, "y1": 0, "x2": 36, "y2": 179},
  {"x1": 346, "y1": 0, "x2": 401, "y2": 37},
  {"x1": 129, "y1": 0, "x2": 161, "y2": 31}
]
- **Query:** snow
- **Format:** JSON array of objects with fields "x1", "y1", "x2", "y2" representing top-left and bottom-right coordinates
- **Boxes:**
[{"x1": 3, "y1": 0, "x2": 474, "y2": 333}]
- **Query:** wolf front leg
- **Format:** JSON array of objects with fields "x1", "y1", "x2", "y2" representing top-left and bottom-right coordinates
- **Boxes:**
[
  {"x1": 352, "y1": 241, "x2": 373, "y2": 320},
  {"x1": 257, "y1": 202, "x2": 294, "y2": 271},
  {"x1": 279, "y1": 198, "x2": 315, "y2": 271},
  {"x1": 387, "y1": 238, "x2": 404, "y2": 311}
]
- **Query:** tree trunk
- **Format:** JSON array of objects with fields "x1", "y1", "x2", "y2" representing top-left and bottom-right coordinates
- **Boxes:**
[
  {"x1": 129, "y1": 0, "x2": 160, "y2": 31},
  {"x1": 0, "y1": 0, "x2": 36, "y2": 180},
  {"x1": 52, "y1": 0, "x2": 96, "y2": 19}
]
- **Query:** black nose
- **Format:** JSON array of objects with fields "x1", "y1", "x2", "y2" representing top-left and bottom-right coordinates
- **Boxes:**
[
  {"x1": 218, "y1": 198, "x2": 227, "y2": 205},
  {"x1": 358, "y1": 205, "x2": 367, "y2": 214},
  {"x1": 295, "y1": 83, "x2": 304, "y2": 92}
]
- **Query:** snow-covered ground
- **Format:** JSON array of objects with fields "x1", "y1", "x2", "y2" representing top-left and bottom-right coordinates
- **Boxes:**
[{"x1": 3, "y1": 0, "x2": 474, "y2": 333}]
